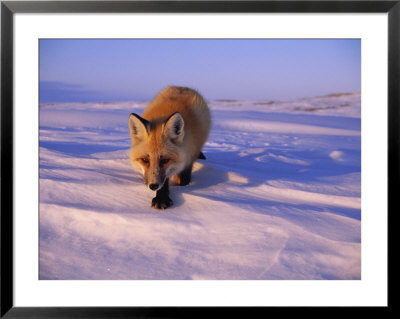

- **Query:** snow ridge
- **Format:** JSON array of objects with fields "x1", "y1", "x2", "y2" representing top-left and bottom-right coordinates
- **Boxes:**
[{"x1": 40, "y1": 93, "x2": 361, "y2": 280}]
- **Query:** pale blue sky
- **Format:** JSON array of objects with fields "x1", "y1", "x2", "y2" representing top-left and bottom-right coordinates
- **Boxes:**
[{"x1": 39, "y1": 39, "x2": 361, "y2": 103}]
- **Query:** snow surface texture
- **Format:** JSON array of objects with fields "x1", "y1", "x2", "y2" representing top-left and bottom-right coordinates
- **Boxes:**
[{"x1": 39, "y1": 93, "x2": 361, "y2": 280}]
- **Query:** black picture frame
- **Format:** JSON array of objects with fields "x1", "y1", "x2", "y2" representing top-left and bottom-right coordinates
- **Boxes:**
[{"x1": 1, "y1": 1, "x2": 396, "y2": 317}]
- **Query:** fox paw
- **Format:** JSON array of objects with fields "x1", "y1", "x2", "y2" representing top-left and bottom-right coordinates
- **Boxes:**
[{"x1": 151, "y1": 196, "x2": 173, "y2": 210}]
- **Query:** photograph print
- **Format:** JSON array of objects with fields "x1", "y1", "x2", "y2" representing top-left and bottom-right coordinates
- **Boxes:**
[{"x1": 39, "y1": 39, "x2": 361, "y2": 280}]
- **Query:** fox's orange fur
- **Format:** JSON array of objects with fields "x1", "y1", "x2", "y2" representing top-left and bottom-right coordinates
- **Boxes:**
[{"x1": 129, "y1": 86, "x2": 211, "y2": 209}]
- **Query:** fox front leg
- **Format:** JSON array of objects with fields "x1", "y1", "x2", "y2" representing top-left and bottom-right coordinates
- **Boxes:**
[
  {"x1": 151, "y1": 178, "x2": 173, "y2": 209},
  {"x1": 177, "y1": 165, "x2": 192, "y2": 186}
]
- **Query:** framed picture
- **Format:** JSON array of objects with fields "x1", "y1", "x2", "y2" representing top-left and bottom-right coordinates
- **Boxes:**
[{"x1": 1, "y1": 0, "x2": 396, "y2": 317}]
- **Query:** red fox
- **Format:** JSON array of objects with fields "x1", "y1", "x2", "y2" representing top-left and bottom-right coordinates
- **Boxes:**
[{"x1": 129, "y1": 86, "x2": 211, "y2": 209}]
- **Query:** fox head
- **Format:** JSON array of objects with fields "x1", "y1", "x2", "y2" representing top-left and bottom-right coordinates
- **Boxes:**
[{"x1": 129, "y1": 112, "x2": 186, "y2": 191}]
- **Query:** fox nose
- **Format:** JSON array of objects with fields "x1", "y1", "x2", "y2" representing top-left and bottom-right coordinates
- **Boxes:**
[{"x1": 149, "y1": 183, "x2": 159, "y2": 191}]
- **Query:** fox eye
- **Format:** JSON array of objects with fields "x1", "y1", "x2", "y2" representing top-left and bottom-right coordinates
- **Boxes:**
[
  {"x1": 160, "y1": 158, "x2": 170, "y2": 165},
  {"x1": 140, "y1": 158, "x2": 149, "y2": 164}
]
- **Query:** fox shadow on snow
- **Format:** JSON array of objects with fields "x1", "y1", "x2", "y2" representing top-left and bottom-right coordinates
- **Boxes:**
[{"x1": 170, "y1": 147, "x2": 360, "y2": 221}]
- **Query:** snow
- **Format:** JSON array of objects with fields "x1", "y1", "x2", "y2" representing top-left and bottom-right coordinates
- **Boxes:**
[{"x1": 39, "y1": 93, "x2": 361, "y2": 280}]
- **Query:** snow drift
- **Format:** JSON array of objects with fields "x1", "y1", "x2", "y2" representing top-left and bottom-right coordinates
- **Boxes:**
[{"x1": 39, "y1": 93, "x2": 361, "y2": 280}]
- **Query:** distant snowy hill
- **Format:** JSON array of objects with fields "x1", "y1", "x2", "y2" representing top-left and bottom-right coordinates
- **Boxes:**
[{"x1": 39, "y1": 93, "x2": 361, "y2": 280}]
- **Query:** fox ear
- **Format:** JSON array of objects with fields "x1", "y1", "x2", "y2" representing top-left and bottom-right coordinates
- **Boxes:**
[
  {"x1": 164, "y1": 112, "x2": 184, "y2": 143},
  {"x1": 129, "y1": 113, "x2": 149, "y2": 144}
]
